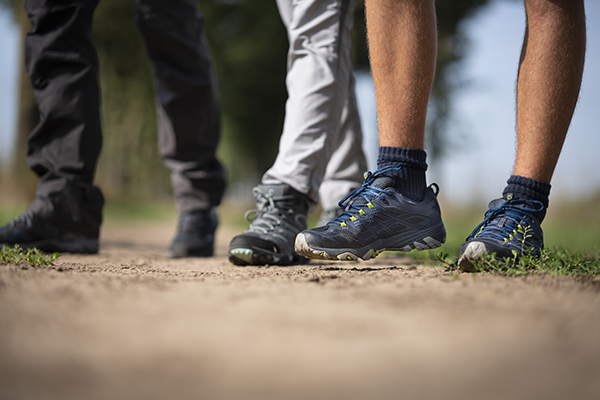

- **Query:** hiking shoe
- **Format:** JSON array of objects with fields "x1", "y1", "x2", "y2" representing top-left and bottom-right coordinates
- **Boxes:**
[
  {"x1": 294, "y1": 166, "x2": 446, "y2": 261},
  {"x1": 315, "y1": 207, "x2": 344, "y2": 227},
  {"x1": 168, "y1": 209, "x2": 218, "y2": 258},
  {"x1": 458, "y1": 195, "x2": 545, "y2": 272},
  {"x1": 0, "y1": 209, "x2": 99, "y2": 254},
  {"x1": 228, "y1": 184, "x2": 309, "y2": 266}
]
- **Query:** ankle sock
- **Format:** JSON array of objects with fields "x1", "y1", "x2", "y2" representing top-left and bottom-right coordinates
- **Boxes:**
[
  {"x1": 376, "y1": 146, "x2": 427, "y2": 201},
  {"x1": 502, "y1": 175, "x2": 551, "y2": 221}
]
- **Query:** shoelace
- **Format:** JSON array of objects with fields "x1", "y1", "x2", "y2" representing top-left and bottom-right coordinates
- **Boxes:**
[
  {"x1": 245, "y1": 188, "x2": 296, "y2": 236},
  {"x1": 329, "y1": 165, "x2": 403, "y2": 226},
  {"x1": 467, "y1": 198, "x2": 544, "y2": 242},
  {"x1": 8, "y1": 209, "x2": 34, "y2": 228}
]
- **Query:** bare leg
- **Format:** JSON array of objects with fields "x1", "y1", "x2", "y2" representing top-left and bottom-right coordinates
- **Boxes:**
[
  {"x1": 514, "y1": 0, "x2": 586, "y2": 183},
  {"x1": 458, "y1": 0, "x2": 587, "y2": 270},
  {"x1": 365, "y1": 0, "x2": 437, "y2": 149}
]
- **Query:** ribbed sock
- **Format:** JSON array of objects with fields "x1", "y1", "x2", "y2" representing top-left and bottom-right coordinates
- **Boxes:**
[
  {"x1": 376, "y1": 146, "x2": 428, "y2": 201},
  {"x1": 502, "y1": 175, "x2": 551, "y2": 221}
]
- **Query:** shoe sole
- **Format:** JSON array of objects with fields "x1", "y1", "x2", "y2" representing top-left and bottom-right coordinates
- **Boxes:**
[
  {"x1": 4, "y1": 239, "x2": 99, "y2": 254},
  {"x1": 229, "y1": 247, "x2": 306, "y2": 266},
  {"x1": 295, "y1": 225, "x2": 446, "y2": 262}
]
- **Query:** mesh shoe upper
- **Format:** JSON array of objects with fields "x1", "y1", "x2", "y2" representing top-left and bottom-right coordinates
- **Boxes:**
[
  {"x1": 458, "y1": 195, "x2": 545, "y2": 271},
  {"x1": 295, "y1": 166, "x2": 446, "y2": 261},
  {"x1": 228, "y1": 184, "x2": 309, "y2": 266}
]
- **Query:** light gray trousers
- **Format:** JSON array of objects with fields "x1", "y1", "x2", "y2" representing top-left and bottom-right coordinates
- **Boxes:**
[{"x1": 262, "y1": 0, "x2": 367, "y2": 211}]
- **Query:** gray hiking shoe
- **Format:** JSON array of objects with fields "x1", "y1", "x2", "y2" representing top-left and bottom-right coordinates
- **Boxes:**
[{"x1": 228, "y1": 184, "x2": 309, "y2": 266}]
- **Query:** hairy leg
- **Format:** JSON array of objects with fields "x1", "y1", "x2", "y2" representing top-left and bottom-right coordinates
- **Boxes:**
[
  {"x1": 365, "y1": 0, "x2": 437, "y2": 149},
  {"x1": 514, "y1": 0, "x2": 586, "y2": 182}
]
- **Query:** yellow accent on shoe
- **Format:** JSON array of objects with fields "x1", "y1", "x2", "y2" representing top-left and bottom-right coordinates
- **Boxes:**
[
  {"x1": 350, "y1": 216, "x2": 357, "y2": 221},
  {"x1": 347, "y1": 255, "x2": 353, "y2": 260},
  {"x1": 367, "y1": 203, "x2": 374, "y2": 208},
  {"x1": 359, "y1": 209, "x2": 365, "y2": 214},
  {"x1": 340, "y1": 222, "x2": 346, "y2": 227},
  {"x1": 474, "y1": 226, "x2": 484, "y2": 238}
]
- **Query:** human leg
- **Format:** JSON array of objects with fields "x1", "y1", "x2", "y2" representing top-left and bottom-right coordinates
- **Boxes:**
[
  {"x1": 317, "y1": 73, "x2": 368, "y2": 225},
  {"x1": 0, "y1": 0, "x2": 104, "y2": 254},
  {"x1": 295, "y1": 0, "x2": 446, "y2": 261},
  {"x1": 135, "y1": 0, "x2": 226, "y2": 257},
  {"x1": 262, "y1": 0, "x2": 358, "y2": 204},
  {"x1": 458, "y1": 0, "x2": 586, "y2": 270},
  {"x1": 228, "y1": 0, "x2": 360, "y2": 266}
]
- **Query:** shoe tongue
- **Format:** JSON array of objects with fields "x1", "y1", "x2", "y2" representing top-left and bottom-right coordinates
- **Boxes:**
[
  {"x1": 259, "y1": 184, "x2": 292, "y2": 198},
  {"x1": 488, "y1": 197, "x2": 507, "y2": 209},
  {"x1": 371, "y1": 176, "x2": 394, "y2": 190},
  {"x1": 256, "y1": 184, "x2": 308, "y2": 213},
  {"x1": 491, "y1": 193, "x2": 537, "y2": 210},
  {"x1": 348, "y1": 176, "x2": 394, "y2": 205}
]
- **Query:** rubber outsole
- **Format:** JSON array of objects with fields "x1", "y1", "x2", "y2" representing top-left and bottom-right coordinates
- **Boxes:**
[
  {"x1": 229, "y1": 247, "x2": 305, "y2": 266},
  {"x1": 294, "y1": 230, "x2": 445, "y2": 262}
]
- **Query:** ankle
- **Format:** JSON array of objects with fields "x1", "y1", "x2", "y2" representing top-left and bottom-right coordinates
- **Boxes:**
[
  {"x1": 502, "y1": 175, "x2": 551, "y2": 222},
  {"x1": 376, "y1": 147, "x2": 427, "y2": 201}
]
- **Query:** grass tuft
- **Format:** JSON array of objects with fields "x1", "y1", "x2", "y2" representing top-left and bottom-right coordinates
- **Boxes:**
[
  {"x1": 0, "y1": 245, "x2": 61, "y2": 268},
  {"x1": 438, "y1": 247, "x2": 600, "y2": 277}
]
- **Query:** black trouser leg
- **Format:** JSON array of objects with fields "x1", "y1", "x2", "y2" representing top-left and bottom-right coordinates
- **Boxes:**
[
  {"x1": 135, "y1": 0, "x2": 226, "y2": 213},
  {"x1": 24, "y1": 0, "x2": 103, "y2": 238}
]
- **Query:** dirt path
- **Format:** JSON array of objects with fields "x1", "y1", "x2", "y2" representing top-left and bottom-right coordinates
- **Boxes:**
[{"x1": 1, "y1": 220, "x2": 599, "y2": 400}]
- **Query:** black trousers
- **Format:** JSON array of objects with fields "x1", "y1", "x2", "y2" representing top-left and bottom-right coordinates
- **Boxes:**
[{"x1": 24, "y1": 0, "x2": 226, "y2": 237}]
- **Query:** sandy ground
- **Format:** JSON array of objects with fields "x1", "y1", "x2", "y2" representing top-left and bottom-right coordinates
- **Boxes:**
[{"x1": 1, "y1": 220, "x2": 600, "y2": 400}]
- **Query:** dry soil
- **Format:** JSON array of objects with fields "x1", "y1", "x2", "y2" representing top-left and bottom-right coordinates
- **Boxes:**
[{"x1": 1, "y1": 220, "x2": 599, "y2": 400}]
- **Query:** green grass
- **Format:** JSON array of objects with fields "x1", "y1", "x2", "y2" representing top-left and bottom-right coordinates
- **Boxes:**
[
  {"x1": 0, "y1": 245, "x2": 61, "y2": 268},
  {"x1": 404, "y1": 197, "x2": 600, "y2": 277},
  {"x1": 436, "y1": 248, "x2": 600, "y2": 278}
]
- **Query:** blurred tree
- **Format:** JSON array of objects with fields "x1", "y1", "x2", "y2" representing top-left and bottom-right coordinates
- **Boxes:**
[
  {"x1": 201, "y1": 0, "x2": 289, "y2": 186},
  {"x1": 429, "y1": 0, "x2": 491, "y2": 160},
  {"x1": 4, "y1": 0, "x2": 495, "y2": 201},
  {"x1": 91, "y1": 0, "x2": 171, "y2": 199}
]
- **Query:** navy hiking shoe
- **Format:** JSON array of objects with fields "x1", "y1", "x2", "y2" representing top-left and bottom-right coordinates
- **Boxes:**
[
  {"x1": 168, "y1": 209, "x2": 218, "y2": 258},
  {"x1": 294, "y1": 166, "x2": 446, "y2": 261},
  {"x1": 229, "y1": 184, "x2": 309, "y2": 266},
  {"x1": 458, "y1": 195, "x2": 545, "y2": 272},
  {"x1": 0, "y1": 209, "x2": 99, "y2": 254}
]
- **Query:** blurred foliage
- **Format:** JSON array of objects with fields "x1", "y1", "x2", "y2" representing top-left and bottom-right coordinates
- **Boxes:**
[
  {"x1": 201, "y1": 0, "x2": 289, "y2": 185},
  {"x1": 91, "y1": 0, "x2": 171, "y2": 199},
  {"x1": 429, "y1": 0, "x2": 491, "y2": 159},
  {"x1": 6, "y1": 0, "x2": 496, "y2": 201}
]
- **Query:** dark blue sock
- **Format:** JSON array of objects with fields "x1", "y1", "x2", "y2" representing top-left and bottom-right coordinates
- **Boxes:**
[
  {"x1": 502, "y1": 175, "x2": 551, "y2": 221},
  {"x1": 376, "y1": 147, "x2": 428, "y2": 201}
]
